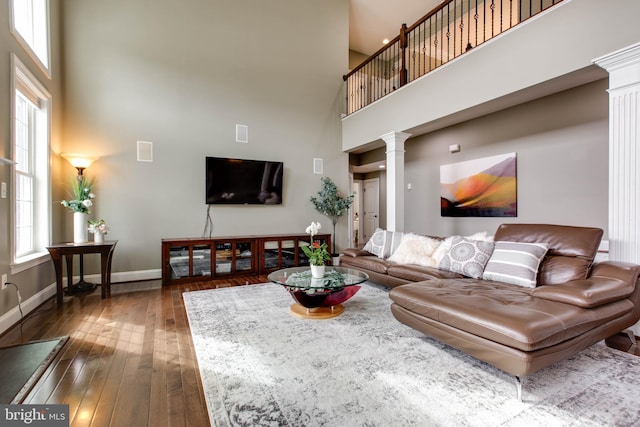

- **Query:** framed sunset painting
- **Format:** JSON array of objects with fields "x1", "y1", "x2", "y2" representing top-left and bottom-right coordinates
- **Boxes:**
[{"x1": 440, "y1": 152, "x2": 517, "y2": 217}]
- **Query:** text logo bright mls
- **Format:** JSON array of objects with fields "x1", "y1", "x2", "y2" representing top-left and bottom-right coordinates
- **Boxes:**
[{"x1": 0, "y1": 405, "x2": 69, "y2": 426}]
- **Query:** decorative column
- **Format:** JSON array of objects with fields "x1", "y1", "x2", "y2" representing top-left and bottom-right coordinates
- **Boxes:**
[
  {"x1": 379, "y1": 131, "x2": 411, "y2": 232},
  {"x1": 594, "y1": 42, "x2": 640, "y2": 336}
]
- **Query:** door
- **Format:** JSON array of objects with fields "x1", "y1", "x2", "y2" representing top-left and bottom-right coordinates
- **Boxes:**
[
  {"x1": 352, "y1": 180, "x2": 362, "y2": 246},
  {"x1": 362, "y1": 178, "x2": 380, "y2": 242}
]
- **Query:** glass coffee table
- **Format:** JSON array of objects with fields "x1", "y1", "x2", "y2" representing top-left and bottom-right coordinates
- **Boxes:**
[{"x1": 268, "y1": 266, "x2": 369, "y2": 319}]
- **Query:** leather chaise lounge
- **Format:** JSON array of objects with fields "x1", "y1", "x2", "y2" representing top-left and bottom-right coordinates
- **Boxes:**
[{"x1": 343, "y1": 224, "x2": 640, "y2": 399}]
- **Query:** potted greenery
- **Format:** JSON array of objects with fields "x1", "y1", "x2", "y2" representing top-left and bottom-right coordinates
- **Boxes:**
[
  {"x1": 301, "y1": 221, "x2": 331, "y2": 277},
  {"x1": 309, "y1": 177, "x2": 355, "y2": 265}
]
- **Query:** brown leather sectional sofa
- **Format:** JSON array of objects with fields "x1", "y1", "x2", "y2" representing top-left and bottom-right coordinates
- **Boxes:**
[{"x1": 341, "y1": 224, "x2": 640, "y2": 399}]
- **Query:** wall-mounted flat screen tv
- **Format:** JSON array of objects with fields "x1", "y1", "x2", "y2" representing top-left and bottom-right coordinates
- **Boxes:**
[{"x1": 206, "y1": 156, "x2": 283, "y2": 205}]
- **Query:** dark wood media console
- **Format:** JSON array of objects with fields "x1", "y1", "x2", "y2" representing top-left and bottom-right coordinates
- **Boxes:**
[{"x1": 161, "y1": 233, "x2": 331, "y2": 285}]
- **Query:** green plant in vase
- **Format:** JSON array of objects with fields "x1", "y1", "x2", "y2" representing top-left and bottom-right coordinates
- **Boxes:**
[
  {"x1": 301, "y1": 221, "x2": 331, "y2": 266},
  {"x1": 309, "y1": 177, "x2": 355, "y2": 256},
  {"x1": 61, "y1": 175, "x2": 95, "y2": 213}
]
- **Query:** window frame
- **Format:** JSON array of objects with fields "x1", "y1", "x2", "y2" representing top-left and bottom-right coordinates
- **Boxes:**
[
  {"x1": 10, "y1": 54, "x2": 52, "y2": 274},
  {"x1": 9, "y1": 0, "x2": 52, "y2": 79}
]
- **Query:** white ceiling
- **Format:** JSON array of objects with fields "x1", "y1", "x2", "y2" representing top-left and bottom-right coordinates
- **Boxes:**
[{"x1": 350, "y1": 0, "x2": 443, "y2": 55}]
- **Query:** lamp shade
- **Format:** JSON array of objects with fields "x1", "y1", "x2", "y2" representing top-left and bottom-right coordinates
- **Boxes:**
[{"x1": 61, "y1": 153, "x2": 97, "y2": 170}]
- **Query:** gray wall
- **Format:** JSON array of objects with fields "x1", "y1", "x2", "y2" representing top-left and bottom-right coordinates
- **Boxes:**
[
  {"x1": 403, "y1": 79, "x2": 609, "y2": 238},
  {"x1": 60, "y1": 0, "x2": 350, "y2": 275}
]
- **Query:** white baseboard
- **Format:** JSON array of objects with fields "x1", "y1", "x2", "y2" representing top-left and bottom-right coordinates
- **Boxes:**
[
  {"x1": 0, "y1": 282, "x2": 57, "y2": 335},
  {"x1": 0, "y1": 269, "x2": 162, "y2": 335},
  {"x1": 81, "y1": 269, "x2": 162, "y2": 284}
]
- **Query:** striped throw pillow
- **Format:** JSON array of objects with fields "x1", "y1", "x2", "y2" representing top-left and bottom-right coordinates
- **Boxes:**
[
  {"x1": 363, "y1": 228, "x2": 404, "y2": 259},
  {"x1": 482, "y1": 241, "x2": 549, "y2": 288}
]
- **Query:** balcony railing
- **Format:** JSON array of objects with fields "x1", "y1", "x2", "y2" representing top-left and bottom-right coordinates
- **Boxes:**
[{"x1": 343, "y1": 0, "x2": 564, "y2": 115}]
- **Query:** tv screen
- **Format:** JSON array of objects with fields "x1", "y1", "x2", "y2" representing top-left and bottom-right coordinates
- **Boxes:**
[{"x1": 206, "y1": 157, "x2": 283, "y2": 205}]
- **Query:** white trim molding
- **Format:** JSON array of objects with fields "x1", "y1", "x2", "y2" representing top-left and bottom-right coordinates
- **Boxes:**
[{"x1": 0, "y1": 282, "x2": 56, "y2": 335}]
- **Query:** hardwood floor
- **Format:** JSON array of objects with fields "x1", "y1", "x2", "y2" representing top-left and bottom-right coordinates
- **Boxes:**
[{"x1": 0, "y1": 276, "x2": 269, "y2": 427}]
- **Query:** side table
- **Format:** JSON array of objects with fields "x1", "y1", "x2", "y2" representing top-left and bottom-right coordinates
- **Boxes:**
[{"x1": 46, "y1": 241, "x2": 118, "y2": 304}]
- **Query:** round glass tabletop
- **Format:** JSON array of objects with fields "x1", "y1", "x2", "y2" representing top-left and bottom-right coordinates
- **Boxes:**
[{"x1": 267, "y1": 266, "x2": 369, "y2": 291}]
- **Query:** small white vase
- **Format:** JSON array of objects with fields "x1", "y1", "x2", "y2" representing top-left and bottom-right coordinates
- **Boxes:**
[
  {"x1": 94, "y1": 233, "x2": 104, "y2": 244},
  {"x1": 310, "y1": 264, "x2": 325, "y2": 279},
  {"x1": 73, "y1": 212, "x2": 88, "y2": 243}
]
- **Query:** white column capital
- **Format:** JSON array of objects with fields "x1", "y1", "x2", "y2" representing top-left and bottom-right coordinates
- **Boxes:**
[
  {"x1": 594, "y1": 42, "x2": 640, "y2": 90},
  {"x1": 380, "y1": 131, "x2": 411, "y2": 153}
]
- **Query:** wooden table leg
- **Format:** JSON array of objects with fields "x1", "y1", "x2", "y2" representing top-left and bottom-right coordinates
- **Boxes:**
[
  {"x1": 100, "y1": 252, "x2": 108, "y2": 299},
  {"x1": 65, "y1": 255, "x2": 73, "y2": 294},
  {"x1": 50, "y1": 253, "x2": 64, "y2": 305}
]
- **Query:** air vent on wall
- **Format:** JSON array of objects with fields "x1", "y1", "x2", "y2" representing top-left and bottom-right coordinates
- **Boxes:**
[
  {"x1": 137, "y1": 141, "x2": 153, "y2": 162},
  {"x1": 313, "y1": 158, "x2": 323, "y2": 175},
  {"x1": 236, "y1": 125, "x2": 248, "y2": 143}
]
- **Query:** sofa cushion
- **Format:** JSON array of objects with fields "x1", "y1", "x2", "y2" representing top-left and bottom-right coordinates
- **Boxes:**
[
  {"x1": 493, "y1": 224, "x2": 603, "y2": 285},
  {"x1": 389, "y1": 279, "x2": 634, "y2": 351},
  {"x1": 387, "y1": 264, "x2": 465, "y2": 282},
  {"x1": 363, "y1": 228, "x2": 403, "y2": 259},
  {"x1": 439, "y1": 236, "x2": 495, "y2": 279},
  {"x1": 339, "y1": 254, "x2": 390, "y2": 274},
  {"x1": 531, "y1": 277, "x2": 634, "y2": 308},
  {"x1": 387, "y1": 233, "x2": 441, "y2": 267},
  {"x1": 482, "y1": 241, "x2": 549, "y2": 288},
  {"x1": 342, "y1": 248, "x2": 373, "y2": 257}
]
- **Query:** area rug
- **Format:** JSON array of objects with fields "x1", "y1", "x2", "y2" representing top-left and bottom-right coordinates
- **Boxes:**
[
  {"x1": 183, "y1": 283, "x2": 640, "y2": 426},
  {"x1": 0, "y1": 336, "x2": 69, "y2": 403}
]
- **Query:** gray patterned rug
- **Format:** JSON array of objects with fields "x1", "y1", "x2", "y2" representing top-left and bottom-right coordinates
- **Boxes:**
[{"x1": 183, "y1": 283, "x2": 640, "y2": 427}]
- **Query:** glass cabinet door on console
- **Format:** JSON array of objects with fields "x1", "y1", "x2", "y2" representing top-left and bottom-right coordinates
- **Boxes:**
[
  {"x1": 215, "y1": 240, "x2": 255, "y2": 276},
  {"x1": 235, "y1": 241, "x2": 253, "y2": 273},
  {"x1": 168, "y1": 245, "x2": 191, "y2": 280},
  {"x1": 281, "y1": 240, "x2": 296, "y2": 268},
  {"x1": 215, "y1": 242, "x2": 233, "y2": 275},
  {"x1": 193, "y1": 244, "x2": 212, "y2": 278},
  {"x1": 262, "y1": 240, "x2": 280, "y2": 271}
]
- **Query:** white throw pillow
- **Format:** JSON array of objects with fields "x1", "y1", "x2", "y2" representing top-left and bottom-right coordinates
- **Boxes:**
[
  {"x1": 362, "y1": 228, "x2": 404, "y2": 259},
  {"x1": 482, "y1": 241, "x2": 549, "y2": 288},
  {"x1": 431, "y1": 236, "x2": 454, "y2": 265},
  {"x1": 387, "y1": 233, "x2": 442, "y2": 267}
]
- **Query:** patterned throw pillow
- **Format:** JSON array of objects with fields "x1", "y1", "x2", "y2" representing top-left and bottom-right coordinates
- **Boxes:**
[
  {"x1": 439, "y1": 236, "x2": 495, "y2": 279},
  {"x1": 362, "y1": 228, "x2": 403, "y2": 259},
  {"x1": 387, "y1": 233, "x2": 442, "y2": 267},
  {"x1": 482, "y1": 241, "x2": 549, "y2": 288}
]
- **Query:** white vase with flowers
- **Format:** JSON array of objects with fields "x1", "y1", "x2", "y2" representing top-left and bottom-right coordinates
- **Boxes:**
[
  {"x1": 301, "y1": 221, "x2": 330, "y2": 278},
  {"x1": 89, "y1": 219, "x2": 109, "y2": 244},
  {"x1": 61, "y1": 175, "x2": 95, "y2": 243}
]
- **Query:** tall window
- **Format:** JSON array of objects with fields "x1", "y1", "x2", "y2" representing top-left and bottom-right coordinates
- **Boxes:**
[
  {"x1": 12, "y1": 55, "x2": 51, "y2": 270},
  {"x1": 10, "y1": 0, "x2": 50, "y2": 76}
]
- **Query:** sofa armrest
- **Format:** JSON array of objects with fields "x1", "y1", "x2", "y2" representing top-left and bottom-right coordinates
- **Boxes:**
[
  {"x1": 590, "y1": 260, "x2": 640, "y2": 284},
  {"x1": 531, "y1": 263, "x2": 637, "y2": 308},
  {"x1": 342, "y1": 248, "x2": 373, "y2": 257}
]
